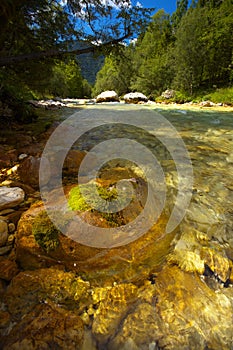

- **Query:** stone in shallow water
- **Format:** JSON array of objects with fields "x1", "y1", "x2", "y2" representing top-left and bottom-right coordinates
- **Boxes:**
[
  {"x1": 1, "y1": 302, "x2": 84, "y2": 350},
  {"x1": 5, "y1": 267, "x2": 90, "y2": 318},
  {"x1": 0, "y1": 257, "x2": 19, "y2": 281},
  {"x1": 92, "y1": 283, "x2": 138, "y2": 343},
  {"x1": 0, "y1": 186, "x2": 25, "y2": 211},
  {"x1": 107, "y1": 266, "x2": 233, "y2": 350}
]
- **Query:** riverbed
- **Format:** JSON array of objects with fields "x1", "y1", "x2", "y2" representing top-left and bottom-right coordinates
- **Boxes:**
[{"x1": 1, "y1": 103, "x2": 233, "y2": 350}]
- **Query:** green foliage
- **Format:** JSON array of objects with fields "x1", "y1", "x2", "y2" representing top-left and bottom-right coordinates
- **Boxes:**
[
  {"x1": 93, "y1": 46, "x2": 135, "y2": 96},
  {"x1": 0, "y1": 0, "x2": 152, "y2": 112},
  {"x1": 172, "y1": 0, "x2": 189, "y2": 28},
  {"x1": 94, "y1": 1, "x2": 233, "y2": 101},
  {"x1": 156, "y1": 91, "x2": 192, "y2": 104},
  {"x1": 203, "y1": 87, "x2": 233, "y2": 105},
  {"x1": 32, "y1": 211, "x2": 60, "y2": 252},
  {"x1": 94, "y1": 10, "x2": 175, "y2": 97},
  {"x1": 48, "y1": 59, "x2": 91, "y2": 98},
  {"x1": 172, "y1": 1, "x2": 233, "y2": 94}
]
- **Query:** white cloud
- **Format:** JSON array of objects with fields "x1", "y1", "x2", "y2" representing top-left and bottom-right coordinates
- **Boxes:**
[{"x1": 136, "y1": 1, "x2": 142, "y2": 7}]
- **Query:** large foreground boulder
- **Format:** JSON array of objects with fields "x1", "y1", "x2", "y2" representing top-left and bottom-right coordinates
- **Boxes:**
[
  {"x1": 15, "y1": 173, "x2": 172, "y2": 284},
  {"x1": 96, "y1": 91, "x2": 120, "y2": 103},
  {"x1": 124, "y1": 92, "x2": 148, "y2": 104}
]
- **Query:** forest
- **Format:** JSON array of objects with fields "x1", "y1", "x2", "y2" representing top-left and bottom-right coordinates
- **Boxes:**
[
  {"x1": 0, "y1": 0, "x2": 233, "y2": 120},
  {"x1": 94, "y1": 0, "x2": 233, "y2": 104}
]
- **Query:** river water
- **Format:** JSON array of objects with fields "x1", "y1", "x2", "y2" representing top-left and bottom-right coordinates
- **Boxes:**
[{"x1": 2, "y1": 103, "x2": 233, "y2": 350}]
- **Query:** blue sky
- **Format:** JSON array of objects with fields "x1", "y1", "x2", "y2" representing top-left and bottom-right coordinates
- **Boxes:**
[{"x1": 139, "y1": 0, "x2": 177, "y2": 14}]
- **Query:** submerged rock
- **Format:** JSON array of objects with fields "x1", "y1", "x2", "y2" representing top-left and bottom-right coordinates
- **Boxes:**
[
  {"x1": 106, "y1": 266, "x2": 233, "y2": 350},
  {"x1": 4, "y1": 267, "x2": 90, "y2": 318},
  {"x1": 92, "y1": 283, "x2": 138, "y2": 343},
  {"x1": 1, "y1": 302, "x2": 84, "y2": 350},
  {"x1": 0, "y1": 257, "x2": 19, "y2": 281}
]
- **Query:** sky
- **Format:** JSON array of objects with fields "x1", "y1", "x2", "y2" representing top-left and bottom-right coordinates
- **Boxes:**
[{"x1": 138, "y1": 0, "x2": 177, "y2": 14}]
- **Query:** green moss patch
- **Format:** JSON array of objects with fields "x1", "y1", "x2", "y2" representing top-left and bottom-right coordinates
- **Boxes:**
[{"x1": 32, "y1": 211, "x2": 60, "y2": 252}]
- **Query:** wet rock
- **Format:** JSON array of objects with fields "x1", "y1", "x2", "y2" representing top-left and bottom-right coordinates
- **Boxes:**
[
  {"x1": 0, "y1": 147, "x2": 18, "y2": 168},
  {"x1": 0, "y1": 246, "x2": 12, "y2": 256},
  {"x1": 96, "y1": 91, "x2": 120, "y2": 103},
  {"x1": 0, "y1": 209, "x2": 15, "y2": 216},
  {"x1": 0, "y1": 310, "x2": 10, "y2": 330},
  {"x1": 5, "y1": 267, "x2": 90, "y2": 318},
  {"x1": 1, "y1": 302, "x2": 84, "y2": 350},
  {"x1": 17, "y1": 156, "x2": 41, "y2": 189},
  {"x1": 0, "y1": 257, "x2": 19, "y2": 281},
  {"x1": 63, "y1": 149, "x2": 87, "y2": 175},
  {"x1": 15, "y1": 191, "x2": 174, "y2": 284},
  {"x1": 0, "y1": 220, "x2": 8, "y2": 247},
  {"x1": 199, "y1": 100, "x2": 215, "y2": 107},
  {"x1": 167, "y1": 228, "x2": 232, "y2": 283},
  {"x1": 92, "y1": 283, "x2": 138, "y2": 343},
  {"x1": 5, "y1": 208, "x2": 26, "y2": 226},
  {"x1": 108, "y1": 266, "x2": 233, "y2": 350},
  {"x1": 109, "y1": 303, "x2": 161, "y2": 350},
  {"x1": 0, "y1": 186, "x2": 25, "y2": 210},
  {"x1": 124, "y1": 92, "x2": 148, "y2": 104},
  {"x1": 0, "y1": 180, "x2": 35, "y2": 195},
  {"x1": 28, "y1": 99, "x2": 66, "y2": 108}
]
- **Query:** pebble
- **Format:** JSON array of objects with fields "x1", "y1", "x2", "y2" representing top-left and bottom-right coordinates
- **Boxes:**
[
  {"x1": 8, "y1": 223, "x2": 15, "y2": 233},
  {"x1": 0, "y1": 220, "x2": 8, "y2": 247},
  {"x1": 7, "y1": 234, "x2": 15, "y2": 245},
  {"x1": 0, "y1": 209, "x2": 15, "y2": 216},
  {"x1": 18, "y1": 153, "x2": 28, "y2": 160}
]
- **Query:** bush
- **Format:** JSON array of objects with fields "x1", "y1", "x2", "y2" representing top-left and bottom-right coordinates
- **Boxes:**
[{"x1": 203, "y1": 87, "x2": 233, "y2": 105}]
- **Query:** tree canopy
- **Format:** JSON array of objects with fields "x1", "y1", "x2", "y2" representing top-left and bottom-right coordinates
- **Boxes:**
[
  {"x1": 94, "y1": 0, "x2": 233, "y2": 99},
  {"x1": 0, "y1": 0, "x2": 152, "y2": 66},
  {"x1": 0, "y1": 0, "x2": 152, "y2": 112}
]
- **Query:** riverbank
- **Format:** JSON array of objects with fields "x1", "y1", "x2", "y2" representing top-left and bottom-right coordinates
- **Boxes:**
[{"x1": 28, "y1": 98, "x2": 233, "y2": 113}]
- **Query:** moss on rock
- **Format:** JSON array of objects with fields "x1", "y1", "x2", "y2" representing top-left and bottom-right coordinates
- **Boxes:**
[
  {"x1": 68, "y1": 182, "x2": 132, "y2": 227},
  {"x1": 32, "y1": 211, "x2": 60, "y2": 252}
]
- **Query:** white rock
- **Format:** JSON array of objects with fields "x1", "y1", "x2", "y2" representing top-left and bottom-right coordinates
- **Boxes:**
[
  {"x1": 199, "y1": 100, "x2": 215, "y2": 107},
  {"x1": 18, "y1": 153, "x2": 28, "y2": 160},
  {"x1": 124, "y1": 92, "x2": 148, "y2": 104},
  {"x1": 0, "y1": 186, "x2": 25, "y2": 210},
  {"x1": 161, "y1": 89, "x2": 175, "y2": 99},
  {"x1": 0, "y1": 219, "x2": 8, "y2": 247},
  {"x1": 96, "y1": 90, "x2": 120, "y2": 103},
  {"x1": 226, "y1": 154, "x2": 233, "y2": 163}
]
